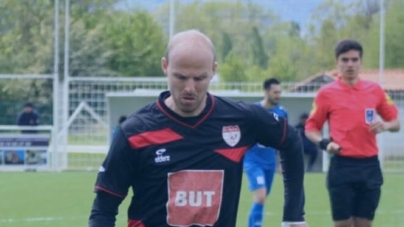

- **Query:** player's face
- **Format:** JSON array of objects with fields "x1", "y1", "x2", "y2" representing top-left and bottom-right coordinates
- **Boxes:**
[
  {"x1": 24, "y1": 106, "x2": 32, "y2": 113},
  {"x1": 336, "y1": 50, "x2": 362, "y2": 81},
  {"x1": 265, "y1": 84, "x2": 281, "y2": 105},
  {"x1": 162, "y1": 48, "x2": 216, "y2": 116}
]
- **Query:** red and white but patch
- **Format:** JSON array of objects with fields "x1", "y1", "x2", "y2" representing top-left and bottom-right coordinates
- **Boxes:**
[
  {"x1": 167, "y1": 170, "x2": 224, "y2": 226},
  {"x1": 222, "y1": 125, "x2": 241, "y2": 147}
]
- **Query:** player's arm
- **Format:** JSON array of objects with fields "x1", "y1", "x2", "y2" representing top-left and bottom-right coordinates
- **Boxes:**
[
  {"x1": 89, "y1": 127, "x2": 135, "y2": 227},
  {"x1": 372, "y1": 88, "x2": 400, "y2": 133},
  {"x1": 250, "y1": 105, "x2": 306, "y2": 224},
  {"x1": 305, "y1": 90, "x2": 334, "y2": 151}
]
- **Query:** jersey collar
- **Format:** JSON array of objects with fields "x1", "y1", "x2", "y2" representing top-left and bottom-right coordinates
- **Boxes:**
[
  {"x1": 157, "y1": 91, "x2": 215, "y2": 128},
  {"x1": 337, "y1": 75, "x2": 363, "y2": 90}
]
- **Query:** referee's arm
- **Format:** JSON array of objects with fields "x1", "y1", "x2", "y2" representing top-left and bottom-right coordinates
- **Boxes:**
[
  {"x1": 374, "y1": 88, "x2": 400, "y2": 133},
  {"x1": 305, "y1": 90, "x2": 329, "y2": 146}
]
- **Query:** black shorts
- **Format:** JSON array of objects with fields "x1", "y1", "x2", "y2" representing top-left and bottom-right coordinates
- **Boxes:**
[{"x1": 327, "y1": 155, "x2": 383, "y2": 221}]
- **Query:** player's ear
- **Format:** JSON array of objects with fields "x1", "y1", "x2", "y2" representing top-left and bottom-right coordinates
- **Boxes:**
[
  {"x1": 212, "y1": 61, "x2": 217, "y2": 75},
  {"x1": 161, "y1": 57, "x2": 168, "y2": 75}
]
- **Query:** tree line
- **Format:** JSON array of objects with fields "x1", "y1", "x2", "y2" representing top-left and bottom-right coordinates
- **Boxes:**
[{"x1": 0, "y1": 0, "x2": 403, "y2": 97}]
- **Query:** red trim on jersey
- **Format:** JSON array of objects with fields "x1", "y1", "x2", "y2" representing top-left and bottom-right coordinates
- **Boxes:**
[
  {"x1": 278, "y1": 120, "x2": 287, "y2": 146},
  {"x1": 128, "y1": 219, "x2": 145, "y2": 227},
  {"x1": 128, "y1": 128, "x2": 183, "y2": 149},
  {"x1": 156, "y1": 94, "x2": 215, "y2": 128},
  {"x1": 95, "y1": 186, "x2": 126, "y2": 198},
  {"x1": 214, "y1": 146, "x2": 249, "y2": 163}
]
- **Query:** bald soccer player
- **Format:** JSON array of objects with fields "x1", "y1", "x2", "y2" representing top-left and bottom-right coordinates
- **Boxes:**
[
  {"x1": 305, "y1": 39, "x2": 400, "y2": 227},
  {"x1": 89, "y1": 30, "x2": 309, "y2": 227}
]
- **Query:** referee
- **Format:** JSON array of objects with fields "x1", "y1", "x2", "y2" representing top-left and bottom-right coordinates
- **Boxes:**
[{"x1": 305, "y1": 39, "x2": 400, "y2": 227}]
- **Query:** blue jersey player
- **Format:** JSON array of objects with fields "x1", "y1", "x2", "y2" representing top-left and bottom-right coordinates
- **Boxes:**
[{"x1": 244, "y1": 78, "x2": 288, "y2": 227}]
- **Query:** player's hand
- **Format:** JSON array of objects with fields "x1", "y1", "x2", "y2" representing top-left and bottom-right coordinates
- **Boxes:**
[
  {"x1": 369, "y1": 120, "x2": 387, "y2": 134},
  {"x1": 326, "y1": 142, "x2": 341, "y2": 154}
]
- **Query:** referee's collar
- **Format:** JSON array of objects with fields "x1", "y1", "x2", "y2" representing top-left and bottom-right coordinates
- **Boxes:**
[{"x1": 337, "y1": 76, "x2": 363, "y2": 90}]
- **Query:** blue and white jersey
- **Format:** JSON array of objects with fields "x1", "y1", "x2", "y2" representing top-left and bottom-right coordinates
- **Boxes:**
[{"x1": 243, "y1": 103, "x2": 288, "y2": 169}]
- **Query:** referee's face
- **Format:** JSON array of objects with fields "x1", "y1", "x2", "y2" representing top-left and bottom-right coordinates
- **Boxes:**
[
  {"x1": 336, "y1": 50, "x2": 362, "y2": 81},
  {"x1": 162, "y1": 43, "x2": 216, "y2": 116}
]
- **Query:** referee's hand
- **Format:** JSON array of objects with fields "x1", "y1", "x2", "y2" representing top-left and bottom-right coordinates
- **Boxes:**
[
  {"x1": 326, "y1": 142, "x2": 341, "y2": 154},
  {"x1": 369, "y1": 120, "x2": 387, "y2": 134}
]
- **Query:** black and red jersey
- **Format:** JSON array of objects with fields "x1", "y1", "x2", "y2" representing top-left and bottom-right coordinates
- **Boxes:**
[{"x1": 89, "y1": 91, "x2": 305, "y2": 227}]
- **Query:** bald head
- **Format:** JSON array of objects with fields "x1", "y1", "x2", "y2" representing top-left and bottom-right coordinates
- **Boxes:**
[
  {"x1": 161, "y1": 30, "x2": 217, "y2": 117},
  {"x1": 165, "y1": 30, "x2": 216, "y2": 64}
]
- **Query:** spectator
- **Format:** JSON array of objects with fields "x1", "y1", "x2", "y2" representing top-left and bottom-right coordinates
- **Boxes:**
[{"x1": 17, "y1": 102, "x2": 40, "y2": 134}]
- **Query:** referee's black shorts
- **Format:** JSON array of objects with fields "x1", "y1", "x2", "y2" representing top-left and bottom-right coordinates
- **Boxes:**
[{"x1": 327, "y1": 155, "x2": 383, "y2": 221}]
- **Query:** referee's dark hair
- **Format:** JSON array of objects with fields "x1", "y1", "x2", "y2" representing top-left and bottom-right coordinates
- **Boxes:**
[
  {"x1": 263, "y1": 78, "x2": 280, "y2": 90},
  {"x1": 335, "y1": 39, "x2": 363, "y2": 59}
]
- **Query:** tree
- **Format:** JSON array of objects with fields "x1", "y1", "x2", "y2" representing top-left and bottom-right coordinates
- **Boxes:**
[
  {"x1": 218, "y1": 54, "x2": 247, "y2": 82},
  {"x1": 0, "y1": 0, "x2": 55, "y2": 107},
  {"x1": 155, "y1": 0, "x2": 279, "y2": 81},
  {"x1": 0, "y1": 0, "x2": 54, "y2": 74},
  {"x1": 102, "y1": 10, "x2": 166, "y2": 77},
  {"x1": 219, "y1": 32, "x2": 233, "y2": 62},
  {"x1": 67, "y1": 20, "x2": 113, "y2": 77},
  {"x1": 383, "y1": 0, "x2": 404, "y2": 68},
  {"x1": 250, "y1": 26, "x2": 268, "y2": 69}
]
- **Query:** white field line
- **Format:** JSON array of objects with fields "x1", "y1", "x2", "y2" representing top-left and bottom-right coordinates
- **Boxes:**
[
  {"x1": 0, "y1": 216, "x2": 86, "y2": 223},
  {"x1": 265, "y1": 210, "x2": 404, "y2": 216}
]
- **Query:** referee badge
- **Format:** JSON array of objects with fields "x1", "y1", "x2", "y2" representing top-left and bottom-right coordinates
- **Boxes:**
[{"x1": 365, "y1": 108, "x2": 375, "y2": 125}]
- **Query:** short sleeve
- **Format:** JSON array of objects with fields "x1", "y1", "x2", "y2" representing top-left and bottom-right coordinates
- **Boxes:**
[
  {"x1": 376, "y1": 86, "x2": 398, "y2": 121},
  {"x1": 305, "y1": 89, "x2": 329, "y2": 133}
]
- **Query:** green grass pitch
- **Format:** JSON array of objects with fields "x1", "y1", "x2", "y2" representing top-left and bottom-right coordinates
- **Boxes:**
[{"x1": 0, "y1": 172, "x2": 403, "y2": 227}]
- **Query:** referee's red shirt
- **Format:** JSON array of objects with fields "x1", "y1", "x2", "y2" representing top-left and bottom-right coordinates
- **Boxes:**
[{"x1": 305, "y1": 76, "x2": 398, "y2": 158}]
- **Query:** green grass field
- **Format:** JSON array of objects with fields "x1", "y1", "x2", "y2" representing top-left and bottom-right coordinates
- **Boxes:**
[{"x1": 0, "y1": 172, "x2": 403, "y2": 227}]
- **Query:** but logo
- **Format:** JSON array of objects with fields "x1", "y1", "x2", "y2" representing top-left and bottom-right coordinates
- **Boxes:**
[{"x1": 167, "y1": 170, "x2": 224, "y2": 226}]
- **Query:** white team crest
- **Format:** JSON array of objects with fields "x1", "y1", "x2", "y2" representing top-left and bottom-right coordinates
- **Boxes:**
[{"x1": 222, "y1": 125, "x2": 241, "y2": 147}]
